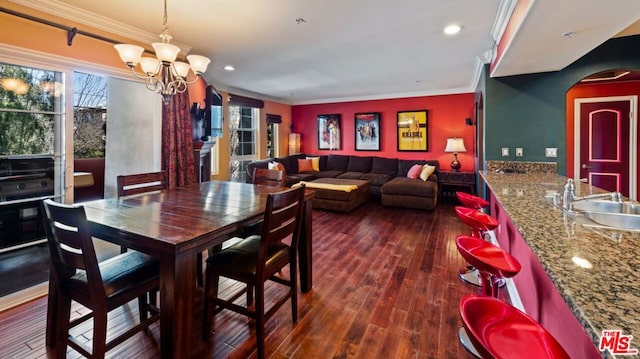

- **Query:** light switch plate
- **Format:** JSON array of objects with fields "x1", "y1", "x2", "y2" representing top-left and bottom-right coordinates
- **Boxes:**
[
  {"x1": 501, "y1": 148, "x2": 509, "y2": 156},
  {"x1": 515, "y1": 148, "x2": 523, "y2": 157},
  {"x1": 545, "y1": 147, "x2": 557, "y2": 157}
]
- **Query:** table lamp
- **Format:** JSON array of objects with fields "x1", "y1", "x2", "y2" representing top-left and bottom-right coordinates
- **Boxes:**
[{"x1": 445, "y1": 138, "x2": 466, "y2": 172}]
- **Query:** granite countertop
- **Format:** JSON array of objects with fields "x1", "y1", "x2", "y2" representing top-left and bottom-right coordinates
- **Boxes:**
[{"x1": 479, "y1": 170, "x2": 640, "y2": 355}]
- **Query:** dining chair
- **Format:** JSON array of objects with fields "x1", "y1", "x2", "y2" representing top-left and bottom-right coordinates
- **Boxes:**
[
  {"x1": 41, "y1": 198, "x2": 160, "y2": 359},
  {"x1": 117, "y1": 171, "x2": 167, "y2": 197},
  {"x1": 252, "y1": 167, "x2": 286, "y2": 187},
  {"x1": 202, "y1": 185, "x2": 305, "y2": 359}
]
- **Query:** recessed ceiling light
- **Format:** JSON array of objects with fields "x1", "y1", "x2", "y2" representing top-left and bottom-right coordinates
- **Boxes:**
[
  {"x1": 224, "y1": 65, "x2": 235, "y2": 71},
  {"x1": 444, "y1": 24, "x2": 462, "y2": 35}
]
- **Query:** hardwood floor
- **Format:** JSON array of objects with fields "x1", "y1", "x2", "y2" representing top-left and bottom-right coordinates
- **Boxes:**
[{"x1": 0, "y1": 201, "x2": 486, "y2": 358}]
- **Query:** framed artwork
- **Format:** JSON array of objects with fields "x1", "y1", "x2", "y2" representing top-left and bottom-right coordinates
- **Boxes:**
[
  {"x1": 354, "y1": 112, "x2": 381, "y2": 151},
  {"x1": 317, "y1": 114, "x2": 341, "y2": 150},
  {"x1": 397, "y1": 110, "x2": 428, "y2": 151}
]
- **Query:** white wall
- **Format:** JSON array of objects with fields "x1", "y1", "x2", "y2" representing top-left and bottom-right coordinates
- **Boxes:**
[{"x1": 104, "y1": 78, "x2": 162, "y2": 198}]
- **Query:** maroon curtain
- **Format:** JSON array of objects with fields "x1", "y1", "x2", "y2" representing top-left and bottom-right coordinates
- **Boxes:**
[{"x1": 161, "y1": 91, "x2": 197, "y2": 189}]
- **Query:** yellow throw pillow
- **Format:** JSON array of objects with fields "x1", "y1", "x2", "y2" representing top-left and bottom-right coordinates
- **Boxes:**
[
  {"x1": 420, "y1": 164, "x2": 436, "y2": 181},
  {"x1": 307, "y1": 157, "x2": 320, "y2": 172}
]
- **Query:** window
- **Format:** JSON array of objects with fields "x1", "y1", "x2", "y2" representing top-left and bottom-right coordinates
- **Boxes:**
[
  {"x1": 266, "y1": 122, "x2": 278, "y2": 158},
  {"x1": 73, "y1": 72, "x2": 107, "y2": 158},
  {"x1": 228, "y1": 105, "x2": 258, "y2": 182},
  {"x1": 0, "y1": 62, "x2": 62, "y2": 156}
]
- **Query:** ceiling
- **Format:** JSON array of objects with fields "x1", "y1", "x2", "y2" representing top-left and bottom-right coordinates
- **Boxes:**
[{"x1": 11, "y1": 0, "x2": 640, "y2": 104}]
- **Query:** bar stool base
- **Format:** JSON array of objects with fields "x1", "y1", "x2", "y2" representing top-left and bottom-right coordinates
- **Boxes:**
[
  {"x1": 458, "y1": 327, "x2": 481, "y2": 358},
  {"x1": 458, "y1": 266, "x2": 481, "y2": 287},
  {"x1": 458, "y1": 266, "x2": 506, "y2": 288}
]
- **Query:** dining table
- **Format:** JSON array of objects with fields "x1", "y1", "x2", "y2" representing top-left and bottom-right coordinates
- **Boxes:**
[{"x1": 45, "y1": 180, "x2": 314, "y2": 359}]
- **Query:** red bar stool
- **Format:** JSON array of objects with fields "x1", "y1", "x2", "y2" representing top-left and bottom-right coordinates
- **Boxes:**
[
  {"x1": 459, "y1": 294, "x2": 570, "y2": 359},
  {"x1": 455, "y1": 235, "x2": 523, "y2": 357},
  {"x1": 454, "y1": 206, "x2": 498, "y2": 239},
  {"x1": 456, "y1": 191, "x2": 489, "y2": 210},
  {"x1": 454, "y1": 206, "x2": 500, "y2": 286},
  {"x1": 455, "y1": 235, "x2": 520, "y2": 297}
]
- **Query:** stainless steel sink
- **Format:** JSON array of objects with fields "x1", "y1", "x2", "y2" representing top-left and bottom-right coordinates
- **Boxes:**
[
  {"x1": 571, "y1": 200, "x2": 640, "y2": 230},
  {"x1": 572, "y1": 200, "x2": 640, "y2": 214}
]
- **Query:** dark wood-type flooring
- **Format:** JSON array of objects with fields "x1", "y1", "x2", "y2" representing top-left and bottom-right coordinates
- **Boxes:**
[{"x1": 0, "y1": 201, "x2": 504, "y2": 358}]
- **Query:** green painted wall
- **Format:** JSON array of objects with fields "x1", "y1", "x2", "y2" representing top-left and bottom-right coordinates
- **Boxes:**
[{"x1": 481, "y1": 35, "x2": 640, "y2": 174}]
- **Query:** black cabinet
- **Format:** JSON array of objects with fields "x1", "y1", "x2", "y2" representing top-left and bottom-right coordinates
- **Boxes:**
[{"x1": 439, "y1": 171, "x2": 476, "y2": 202}]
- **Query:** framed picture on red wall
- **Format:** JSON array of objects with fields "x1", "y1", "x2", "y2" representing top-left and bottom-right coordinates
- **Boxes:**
[
  {"x1": 354, "y1": 112, "x2": 380, "y2": 151},
  {"x1": 397, "y1": 110, "x2": 428, "y2": 151},
  {"x1": 317, "y1": 114, "x2": 341, "y2": 150}
]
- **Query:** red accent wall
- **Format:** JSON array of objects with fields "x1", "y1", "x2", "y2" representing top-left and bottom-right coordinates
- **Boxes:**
[
  {"x1": 566, "y1": 80, "x2": 640, "y2": 196},
  {"x1": 291, "y1": 93, "x2": 476, "y2": 172}
]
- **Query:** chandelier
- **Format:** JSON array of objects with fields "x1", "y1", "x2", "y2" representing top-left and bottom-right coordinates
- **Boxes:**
[{"x1": 114, "y1": 0, "x2": 210, "y2": 105}]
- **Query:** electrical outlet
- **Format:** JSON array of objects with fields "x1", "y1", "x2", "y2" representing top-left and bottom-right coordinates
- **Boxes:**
[
  {"x1": 515, "y1": 148, "x2": 523, "y2": 157},
  {"x1": 501, "y1": 148, "x2": 509, "y2": 157},
  {"x1": 545, "y1": 147, "x2": 557, "y2": 157}
]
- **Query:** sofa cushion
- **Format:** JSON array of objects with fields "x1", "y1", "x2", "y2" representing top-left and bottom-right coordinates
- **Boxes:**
[
  {"x1": 360, "y1": 172, "x2": 394, "y2": 187},
  {"x1": 407, "y1": 164, "x2": 423, "y2": 179},
  {"x1": 275, "y1": 154, "x2": 306, "y2": 173},
  {"x1": 316, "y1": 170, "x2": 345, "y2": 178},
  {"x1": 420, "y1": 164, "x2": 436, "y2": 181},
  {"x1": 298, "y1": 158, "x2": 314, "y2": 172},
  {"x1": 268, "y1": 161, "x2": 286, "y2": 173},
  {"x1": 306, "y1": 156, "x2": 320, "y2": 171},
  {"x1": 381, "y1": 177, "x2": 436, "y2": 197},
  {"x1": 287, "y1": 173, "x2": 318, "y2": 186},
  {"x1": 371, "y1": 157, "x2": 398, "y2": 177},
  {"x1": 326, "y1": 155, "x2": 349, "y2": 171},
  {"x1": 398, "y1": 159, "x2": 429, "y2": 177},
  {"x1": 347, "y1": 156, "x2": 372, "y2": 173},
  {"x1": 337, "y1": 171, "x2": 367, "y2": 180}
]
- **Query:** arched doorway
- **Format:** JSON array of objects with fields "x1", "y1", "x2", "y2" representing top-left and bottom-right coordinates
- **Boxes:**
[{"x1": 566, "y1": 69, "x2": 640, "y2": 199}]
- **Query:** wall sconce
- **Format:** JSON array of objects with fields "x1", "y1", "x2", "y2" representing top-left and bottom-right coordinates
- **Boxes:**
[
  {"x1": 444, "y1": 138, "x2": 467, "y2": 172},
  {"x1": 289, "y1": 133, "x2": 301, "y2": 155}
]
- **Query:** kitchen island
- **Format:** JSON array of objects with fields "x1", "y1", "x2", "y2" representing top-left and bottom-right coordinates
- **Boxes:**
[{"x1": 480, "y1": 170, "x2": 640, "y2": 359}]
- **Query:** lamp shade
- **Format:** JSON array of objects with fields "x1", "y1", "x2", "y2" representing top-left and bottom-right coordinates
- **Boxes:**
[
  {"x1": 114, "y1": 44, "x2": 144, "y2": 65},
  {"x1": 445, "y1": 138, "x2": 467, "y2": 153}
]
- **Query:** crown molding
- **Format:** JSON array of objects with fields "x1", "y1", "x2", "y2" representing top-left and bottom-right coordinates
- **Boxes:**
[
  {"x1": 289, "y1": 87, "x2": 474, "y2": 106},
  {"x1": 491, "y1": 0, "x2": 518, "y2": 42},
  {"x1": 0, "y1": 43, "x2": 133, "y2": 80},
  {"x1": 8, "y1": 0, "x2": 192, "y2": 54}
]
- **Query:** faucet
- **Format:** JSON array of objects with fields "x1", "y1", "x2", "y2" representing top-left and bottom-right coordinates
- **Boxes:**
[{"x1": 562, "y1": 179, "x2": 623, "y2": 211}]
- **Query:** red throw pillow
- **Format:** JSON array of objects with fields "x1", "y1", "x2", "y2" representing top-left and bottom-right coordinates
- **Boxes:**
[
  {"x1": 298, "y1": 158, "x2": 314, "y2": 172},
  {"x1": 407, "y1": 164, "x2": 422, "y2": 179}
]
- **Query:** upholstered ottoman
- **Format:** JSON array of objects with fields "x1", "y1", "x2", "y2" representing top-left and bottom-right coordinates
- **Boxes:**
[{"x1": 297, "y1": 178, "x2": 370, "y2": 212}]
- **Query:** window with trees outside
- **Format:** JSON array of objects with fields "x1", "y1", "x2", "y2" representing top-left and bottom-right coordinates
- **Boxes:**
[
  {"x1": 73, "y1": 72, "x2": 107, "y2": 158},
  {"x1": 228, "y1": 105, "x2": 258, "y2": 182},
  {"x1": 0, "y1": 62, "x2": 61, "y2": 156}
]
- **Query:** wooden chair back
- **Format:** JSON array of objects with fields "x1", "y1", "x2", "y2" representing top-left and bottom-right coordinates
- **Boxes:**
[
  {"x1": 257, "y1": 185, "x2": 304, "y2": 275},
  {"x1": 117, "y1": 171, "x2": 167, "y2": 197},
  {"x1": 252, "y1": 167, "x2": 286, "y2": 187},
  {"x1": 41, "y1": 198, "x2": 160, "y2": 358},
  {"x1": 41, "y1": 199, "x2": 102, "y2": 294}
]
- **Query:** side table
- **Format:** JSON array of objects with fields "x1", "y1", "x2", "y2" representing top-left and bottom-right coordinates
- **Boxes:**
[{"x1": 439, "y1": 171, "x2": 476, "y2": 202}]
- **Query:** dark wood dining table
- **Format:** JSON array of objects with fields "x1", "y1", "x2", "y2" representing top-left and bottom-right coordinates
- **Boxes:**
[{"x1": 45, "y1": 180, "x2": 314, "y2": 359}]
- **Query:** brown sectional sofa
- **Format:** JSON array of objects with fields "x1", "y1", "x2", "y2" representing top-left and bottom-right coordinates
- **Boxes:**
[{"x1": 246, "y1": 154, "x2": 439, "y2": 210}]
